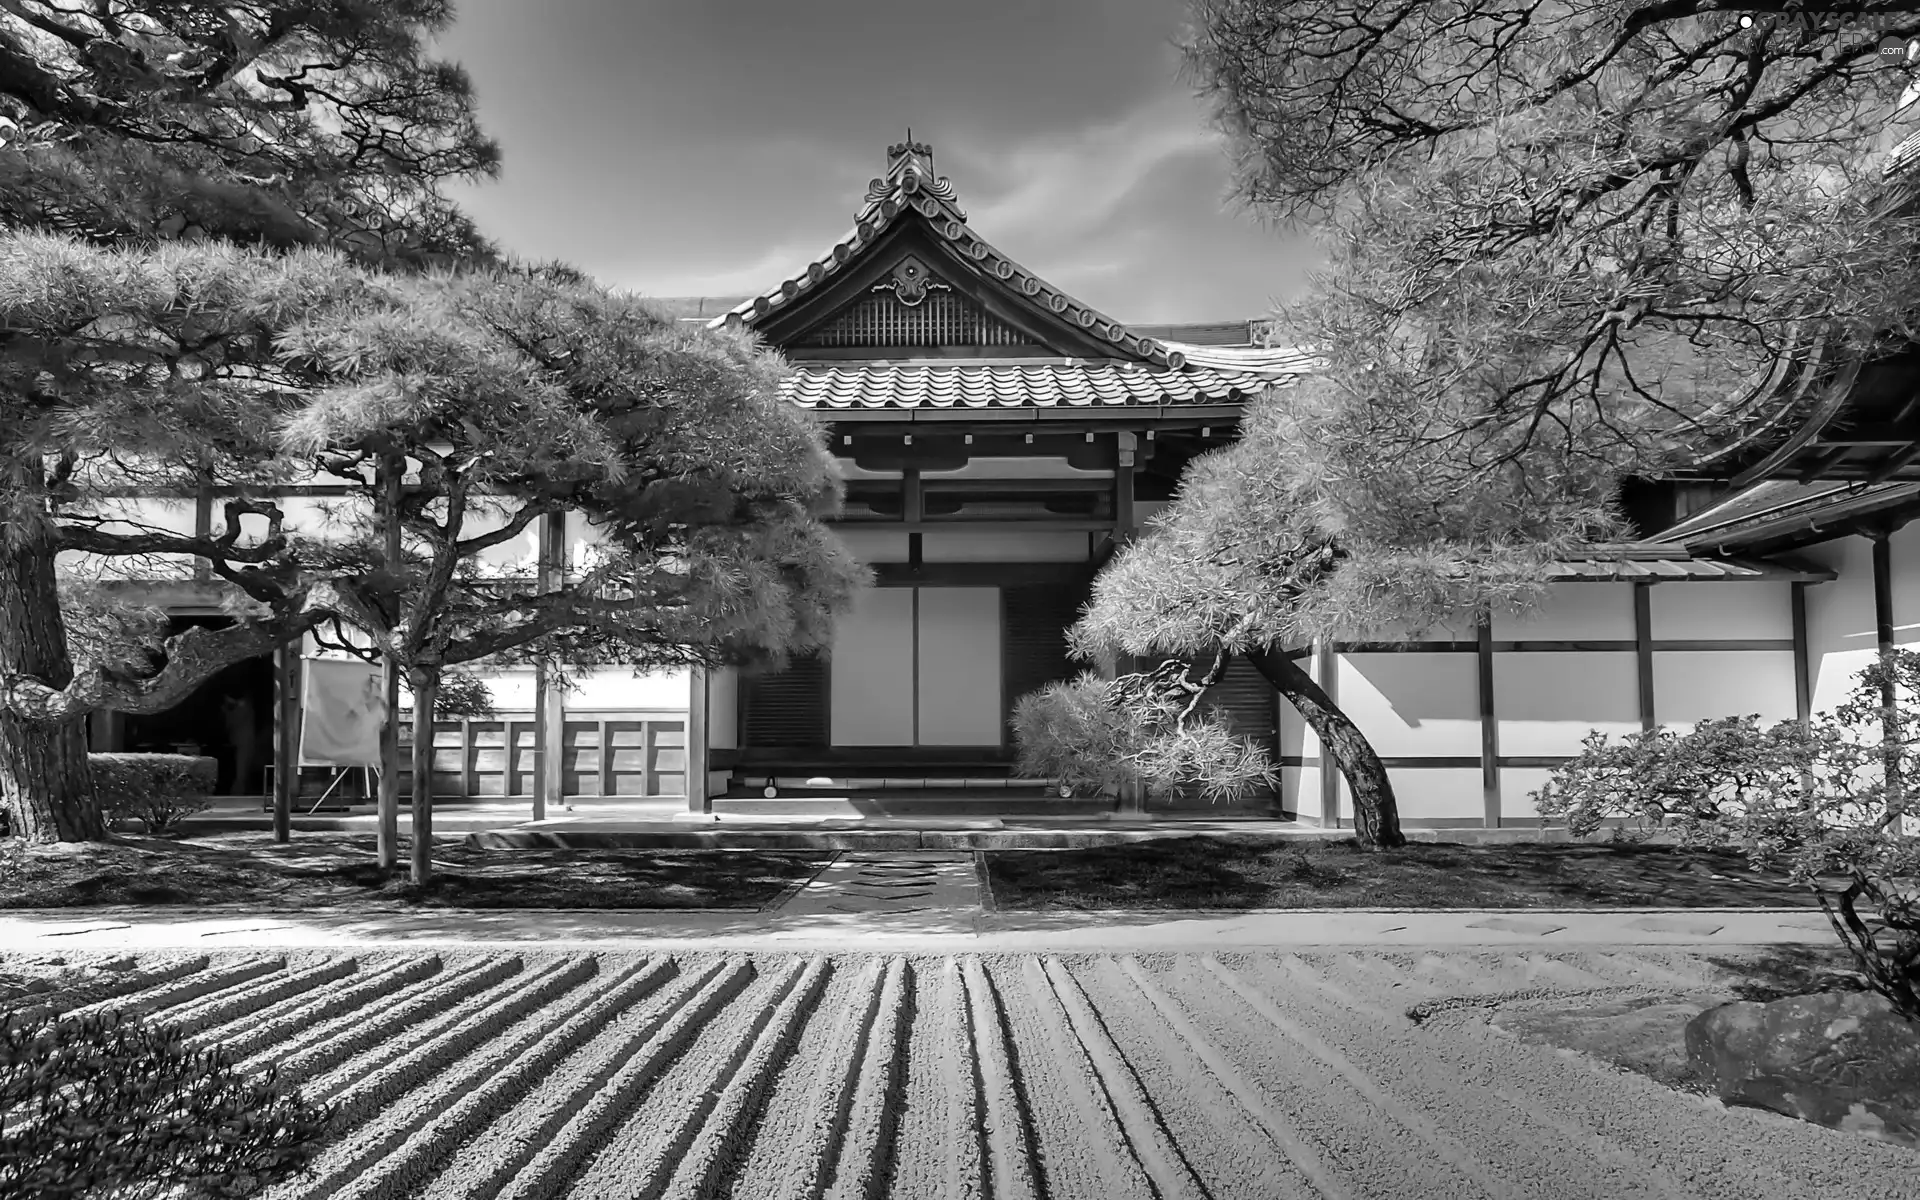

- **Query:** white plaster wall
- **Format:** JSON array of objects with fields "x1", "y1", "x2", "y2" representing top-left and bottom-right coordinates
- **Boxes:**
[
  {"x1": 920, "y1": 530, "x2": 1090, "y2": 563},
  {"x1": 1649, "y1": 582, "x2": 1792, "y2": 640},
  {"x1": 1651, "y1": 651, "x2": 1796, "y2": 730},
  {"x1": 454, "y1": 502, "x2": 539, "y2": 573},
  {"x1": 1492, "y1": 583, "x2": 1634, "y2": 640},
  {"x1": 563, "y1": 510, "x2": 611, "y2": 573},
  {"x1": 708, "y1": 667, "x2": 739, "y2": 750},
  {"x1": 1281, "y1": 765, "x2": 1316, "y2": 817},
  {"x1": 1501, "y1": 767, "x2": 1558, "y2": 821},
  {"x1": 564, "y1": 667, "x2": 688, "y2": 712},
  {"x1": 66, "y1": 497, "x2": 200, "y2": 578},
  {"x1": 1799, "y1": 534, "x2": 1880, "y2": 713},
  {"x1": 831, "y1": 528, "x2": 910, "y2": 564},
  {"x1": 920, "y1": 455, "x2": 1109, "y2": 481},
  {"x1": 473, "y1": 668, "x2": 536, "y2": 710},
  {"x1": 1492, "y1": 652, "x2": 1640, "y2": 754},
  {"x1": 1370, "y1": 767, "x2": 1484, "y2": 822},
  {"x1": 274, "y1": 495, "x2": 370, "y2": 541},
  {"x1": 1335, "y1": 653, "x2": 1482, "y2": 756}
]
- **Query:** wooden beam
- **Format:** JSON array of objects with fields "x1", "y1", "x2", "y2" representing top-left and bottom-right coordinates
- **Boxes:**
[
  {"x1": 1634, "y1": 583, "x2": 1656, "y2": 731},
  {"x1": 1791, "y1": 581, "x2": 1812, "y2": 723},
  {"x1": 686, "y1": 667, "x2": 709, "y2": 815},
  {"x1": 1477, "y1": 613, "x2": 1500, "y2": 828}
]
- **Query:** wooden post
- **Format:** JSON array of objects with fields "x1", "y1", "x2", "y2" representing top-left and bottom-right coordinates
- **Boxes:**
[
  {"x1": 687, "y1": 666, "x2": 710, "y2": 816},
  {"x1": 272, "y1": 646, "x2": 298, "y2": 843},
  {"x1": 1114, "y1": 431, "x2": 1136, "y2": 540},
  {"x1": 1791, "y1": 580, "x2": 1812, "y2": 724},
  {"x1": 1872, "y1": 527, "x2": 1903, "y2": 815},
  {"x1": 376, "y1": 453, "x2": 402, "y2": 870},
  {"x1": 1315, "y1": 638, "x2": 1340, "y2": 826},
  {"x1": 541, "y1": 674, "x2": 566, "y2": 810},
  {"x1": 1476, "y1": 612, "x2": 1500, "y2": 828},
  {"x1": 1633, "y1": 583, "x2": 1656, "y2": 732},
  {"x1": 534, "y1": 509, "x2": 566, "y2": 820}
]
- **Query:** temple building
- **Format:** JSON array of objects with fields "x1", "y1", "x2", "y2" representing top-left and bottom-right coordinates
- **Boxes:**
[{"x1": 74, "y1": 140, "x2": 1920, "y2": 829}]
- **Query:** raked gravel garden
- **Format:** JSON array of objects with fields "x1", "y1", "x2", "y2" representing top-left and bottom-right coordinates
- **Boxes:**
[{"x1": 6, "y1": 943, "x2": 1915, "y2": 1200}]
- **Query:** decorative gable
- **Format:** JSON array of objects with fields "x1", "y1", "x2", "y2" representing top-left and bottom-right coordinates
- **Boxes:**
[
  {"x1": 794, "y1": 282, "x2": 1027, "y2": 349},
  {"x1": 713, "y1": 140, "x2": 1193, "y2": 368}
]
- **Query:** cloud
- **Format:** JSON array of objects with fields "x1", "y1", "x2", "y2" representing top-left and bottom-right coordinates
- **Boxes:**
[
  {"x1": 623, "y1": 237, "x2": 829, "y2": 300},
  {"x1": 954, "y1": 91, "x2": 1227, "y2": 245}
]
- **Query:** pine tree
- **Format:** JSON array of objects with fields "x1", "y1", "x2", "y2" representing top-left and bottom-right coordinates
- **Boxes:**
[
  {"x1": 1067, "y1": 3, "x2": 1920, "y2": 846},
  {"x1": 1, "y1": 1, "x2": 496, "y2": 840}
]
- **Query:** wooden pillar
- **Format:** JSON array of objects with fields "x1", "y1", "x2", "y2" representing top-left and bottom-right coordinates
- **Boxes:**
[
  {"x1": 375, "y1": 453, "x2": 402, "y2": 869},
  {"x1": 1110, "y1": 430, "x2": 1146, "y2": 819},
  {"x1": 272, "y1": 646, "x2": 298, "y2": 842},
  {"x1": 1476, "y1": 612, "x2": 1500, "y2": 828},
  {"x1": 1633, "y1": 583, "x2": 1656, "y2": 732},
  {"x1": 686, "y1": 666, "x2": 710, "y2": 816},
  {"x1": 1871, "y1": 527, "x2": 1903, "y2": 814},
  {"x1": 536, "y1": 511, "x2": 568, "y2": 816},
  {"x1": 1114, "y1": 431, "x2": 1137, "y2": 541},
  {"x1": 1315, "y1": 638, "x2": 1340, "y2": 826},
  {"x1": 1791, "y1": 580, "x2": 1812, "y2": 724}
]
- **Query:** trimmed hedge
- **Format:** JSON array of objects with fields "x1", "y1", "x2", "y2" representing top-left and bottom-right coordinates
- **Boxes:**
[{"x1": 89, "y1": 753, "x2": 218, "y2": 835}]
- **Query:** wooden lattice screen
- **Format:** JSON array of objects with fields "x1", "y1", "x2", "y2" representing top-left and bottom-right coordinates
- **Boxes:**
[{"x1": 797, "y1": 290, "x2": 1025, "y2": 348}]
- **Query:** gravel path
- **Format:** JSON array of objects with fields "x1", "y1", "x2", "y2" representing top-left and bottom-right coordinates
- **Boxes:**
[{"x1": 10, "y1": 947, "x2": 1913, "y2": 1199}]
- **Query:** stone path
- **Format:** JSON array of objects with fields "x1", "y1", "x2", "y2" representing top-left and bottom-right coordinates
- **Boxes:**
[{"x1": 773, "y1": 851, "x2": 980, "y2": 917}]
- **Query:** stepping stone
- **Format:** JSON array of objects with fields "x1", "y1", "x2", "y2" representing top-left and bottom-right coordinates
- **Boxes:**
[
  {"x1": 1625, "y1": 916, "x2": 1726, "y2": 937},
  {"x1": 1464, "y1": 916, "x2": 1568, "y2": 936}
]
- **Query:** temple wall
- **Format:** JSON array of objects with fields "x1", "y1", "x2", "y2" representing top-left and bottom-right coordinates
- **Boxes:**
[{"x1": 1281, "y1": 576, "x2": 1811, "y2": 827}]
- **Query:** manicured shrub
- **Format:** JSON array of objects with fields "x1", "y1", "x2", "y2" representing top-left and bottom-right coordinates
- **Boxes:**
[
  {"x1": 1535, "y1": 651, "x2": 1920, "y2": 1020},
  {"x1": 0, "y1": 1004, "x2": 336, "y2": 1200},
  {"x1": 88, "y1": 753, "x2": 217, "y2": 835},
  {"x1": 1011, "y1": 665, "x2": 1279, "y2": 803}
]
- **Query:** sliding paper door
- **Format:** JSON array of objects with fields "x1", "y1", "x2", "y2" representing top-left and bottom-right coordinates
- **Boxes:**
[{"x1": 915, "y1": 587, "x2": 1002, "y2": 746}]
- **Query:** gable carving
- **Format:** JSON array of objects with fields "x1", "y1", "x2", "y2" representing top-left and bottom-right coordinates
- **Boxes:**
[{"x1": 794, "y1": 280, "x2": 1027, "y2": 348}]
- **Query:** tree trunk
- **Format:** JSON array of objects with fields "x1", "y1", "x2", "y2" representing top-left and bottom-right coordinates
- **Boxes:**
[
  {"x1": 408, "y1": 666, "x2": 438, "y2": 885},
  {"x1": 1245, "y1": 646, "x2": 1406, "y2": 849},
  {"x1": 0, "y1": 527, "x2": 103, "y2": 842}
]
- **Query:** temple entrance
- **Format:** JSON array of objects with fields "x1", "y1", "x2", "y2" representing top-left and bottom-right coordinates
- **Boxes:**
[{"x1": 116, "y1": 617, "x2": 275, "y2": 796}]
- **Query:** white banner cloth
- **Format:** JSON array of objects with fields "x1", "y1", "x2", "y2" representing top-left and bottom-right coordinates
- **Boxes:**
[{"x1": 299, "y1": 658, "x2": 387, "y2": 767}]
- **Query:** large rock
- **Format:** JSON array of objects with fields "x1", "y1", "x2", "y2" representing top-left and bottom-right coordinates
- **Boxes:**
[{"x1": 1685, "y1": 989, "x2": 1920, "y2": 1148}]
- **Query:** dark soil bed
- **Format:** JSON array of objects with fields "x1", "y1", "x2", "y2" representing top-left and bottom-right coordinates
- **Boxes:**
[
  {"x1": 982, "y1": 836, "x2": 1819, "y2": 910},
  {"x1": 0, "y1": 832, "x2": 831, "y2": 911}
]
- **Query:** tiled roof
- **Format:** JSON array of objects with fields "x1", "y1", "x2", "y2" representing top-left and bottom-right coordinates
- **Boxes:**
[
  {"x1": 710, "y1": 142, "x2": 1200, "y2": 371},
  {"x1": 782, "y1": 358, "x2": 1294, "y2": 411}
]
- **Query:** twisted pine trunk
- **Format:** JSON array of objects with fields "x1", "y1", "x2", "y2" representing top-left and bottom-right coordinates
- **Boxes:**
[
  {"x1": 0, "y1": 525, "x2": 103, "y2": 842},
  {"x1": 1245, "y1": 646, "x2": 1405, "y2": 849}
]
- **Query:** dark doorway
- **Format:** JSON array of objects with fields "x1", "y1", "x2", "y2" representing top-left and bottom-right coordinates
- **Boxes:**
[{"x1": 117, "y1": 617, "x2": 275, "y2": 796}]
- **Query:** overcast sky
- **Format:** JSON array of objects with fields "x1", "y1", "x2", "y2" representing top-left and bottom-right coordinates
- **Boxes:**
[{"x1": 431, "y1": 0, "x2": 1321, "y2": 324}]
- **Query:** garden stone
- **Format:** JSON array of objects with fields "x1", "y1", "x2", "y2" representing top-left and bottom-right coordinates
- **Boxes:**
[{"x1": 1685, "y1": 989, "x2": 1920, "y2": 1148}]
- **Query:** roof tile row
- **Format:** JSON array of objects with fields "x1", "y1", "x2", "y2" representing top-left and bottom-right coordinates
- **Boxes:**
[{"x1": 782, "y1": 361, "x2": 1291, "y2": 409}]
